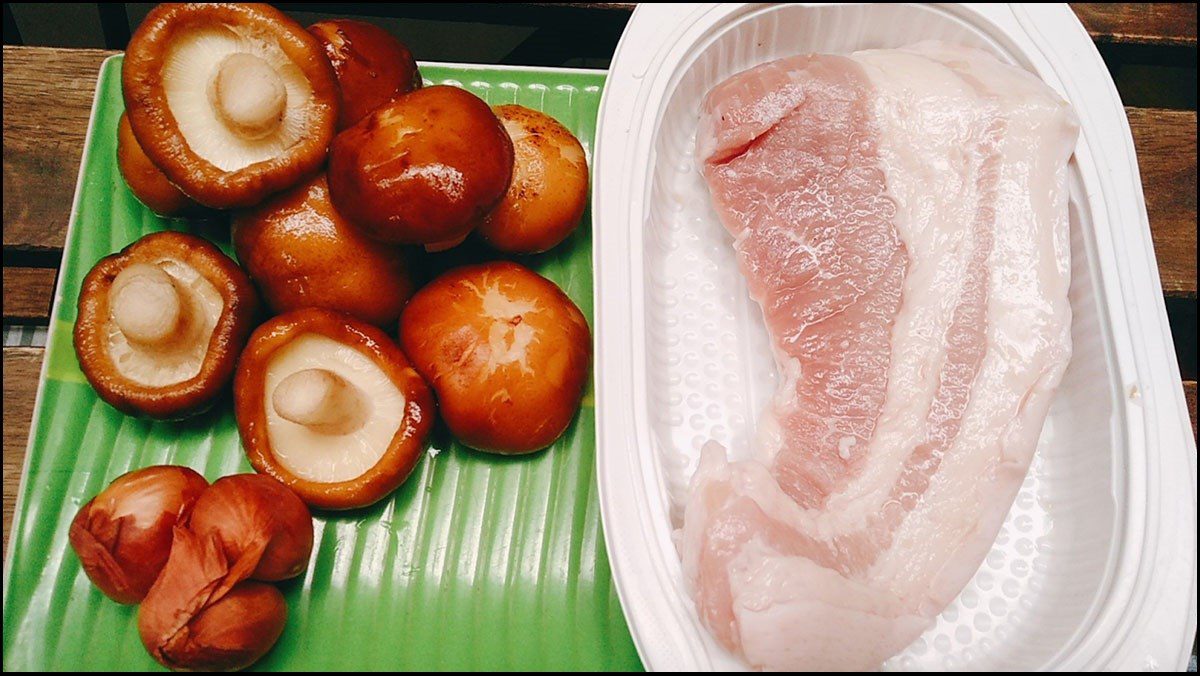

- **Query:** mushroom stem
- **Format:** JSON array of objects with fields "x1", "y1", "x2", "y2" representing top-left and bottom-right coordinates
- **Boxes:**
[
  {"x1": 111, "y1": 263, "x2": 184, "y2": 346},
  {"x1": 210, "y1": 53, "x2": 288, "y2": 140},
  {"x1": 272, "y1": 368, "x2": 369, "y2": 435}
]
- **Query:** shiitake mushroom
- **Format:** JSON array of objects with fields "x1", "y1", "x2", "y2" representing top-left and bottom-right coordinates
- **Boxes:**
[
  {"x1": 399, "y1": 262, "x2": 591, "y2": 454},
  {"x1": 233, "y1": 173, "x2": 415, "y2": 327},
  {"x1": 117, "y1": 112, "x2": 197, "y2": 217},
  {"x1": 328, "y1": 85, "x2": 513, "y2": 250},
  {"x1": 73, "y1": 231, "x2": 259, "y2": 419},
  {"x1": 477, "y1": 105, "x2": 589, "y2": 254},
  {"x1": 235, "y1": 308, "x2": 436, "y2": 509},
  {"x1": 308, "y1": 19, "x2": 422, "y2": 130},
  {"x1": 122, "y1": 3, "x2": 339, "y2": 208}
]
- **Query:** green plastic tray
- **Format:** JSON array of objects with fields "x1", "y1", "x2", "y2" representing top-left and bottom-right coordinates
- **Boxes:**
[{"x1": 1, "y1": 56, "x2": 642, "y2": 672}]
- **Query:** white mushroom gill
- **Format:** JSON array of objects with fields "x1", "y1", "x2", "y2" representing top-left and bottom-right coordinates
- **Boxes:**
[
  {"x1": 106, "y1": 258, "x2": 225, "y2": 386},
  {"x1": 263, "y1": 334, "x2": 406, "y2": 483},
  {"x1": 161, "y1": 25, "x2": 313, "y2": 172}
]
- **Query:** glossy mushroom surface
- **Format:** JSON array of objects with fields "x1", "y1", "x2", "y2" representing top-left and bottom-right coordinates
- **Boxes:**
[
  {"x1": 328, "y1": 85, "x2": 513, "y2": 248},
  {"x1": 117, "y1": 112, "x2": 196, "y2": 217},
  {"x1": 74, "y1": 231, "x2": 259, "y2": 419},
  {"x1": 122, "y1": 3, "x2": 339, "y2": 208},
  {"x1": 477, "y1": 105, "x2": 589, "y2": 254},
  {"x1": 233, "y1": 173, "x2": 414, "y2": 327},
  {"x1": 399, "y1": 262, "x2": 591, "y2": 454},
  {"x1": 235, "y1": 308, "x2": 435, "y2": 510},
  {"x1": 308, "y1": 19, "x2": 421, "y2": 130}
]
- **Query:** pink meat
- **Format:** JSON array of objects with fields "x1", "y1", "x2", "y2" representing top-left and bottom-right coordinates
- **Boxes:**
[
  {"x1": 702, "y1": 55, "x2": 906, "y2": 509},
  {"x1": 684, "y1": 43, "x2": 1077, "y2": 671}
]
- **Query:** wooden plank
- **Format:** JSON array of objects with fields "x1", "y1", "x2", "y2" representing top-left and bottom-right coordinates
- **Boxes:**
[
  {"x1": 2, "y1": 346, "x2": 44, "y2": 556},
  {"x1": 1187, "y1": 381, "x2": 1197, "y2": 441},
  {"x1": 2, "y1": 46, "x2": 117, "y2": 256},
  {"x1": 0, "y1": 43, "x2": 1194, "y2": 336},
  {"x1": 2, "y1": 267, "x2": 57, "y2": 323},
  {"x1": 2, "y1": 44, "x2": 1195, "y2": 298},
  {"x1": 543, "y1": 4, "x2": 1199, "y2": 48},
  {"x1": 1072, "y1": 3, "x2": 1198, "y2": 47},
  {"x1": 1128, "y1": 108, "x2": 1198, "y2": 297}
]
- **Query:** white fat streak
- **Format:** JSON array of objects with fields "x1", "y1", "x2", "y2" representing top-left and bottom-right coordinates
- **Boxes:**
[
  {"x1": 809, "y1": 49, "x2": 991, "y2": 529},
  {"x1": 264, "y1": 334, "x2": 407, "y2": 483},
  {"x1": 869, "y1": 41, "x2": 1076, "y2": 600},
  {"x1": 161, "y1": 25, "x2": 314, "y2": 172}
]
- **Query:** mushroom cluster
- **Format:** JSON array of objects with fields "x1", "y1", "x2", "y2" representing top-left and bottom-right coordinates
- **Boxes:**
[{"x1": 72, "y1": 2, "x2": 597, "y2": 668}]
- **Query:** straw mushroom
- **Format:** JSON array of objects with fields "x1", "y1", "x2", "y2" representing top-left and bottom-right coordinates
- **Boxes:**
[
  {"x1": 233, "y1": 173, "x2": 415, "y2": 327},
  {"x1": 74, "y1": 231, "x2": 258, "y2": 419},
  {"x1": 308, "y1": 19, "x2": 422, "y2": 130},
  {"x1": 117, "y1": 113, "x2": 197, "y2": 217},
  {"x1": 235, "y1": 308, "x2": 435, "y2": 510},
  {"x1": 399, "y1": 262, "x2": 591, "y2": 454},
  {"x1": 327, "y1": 85, "x2": 513, "y2": 250},
  {"x1": 122, "y1": 3, "x2": 339, "y2": 209},
  {"x1": 478, "y1": 105, "x2": 589, "y2": 254}
]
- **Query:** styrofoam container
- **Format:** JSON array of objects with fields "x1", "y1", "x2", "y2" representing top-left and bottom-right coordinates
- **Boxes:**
[{"x1": 591, "y1": 3, "x2": 1197, "y2": 671}]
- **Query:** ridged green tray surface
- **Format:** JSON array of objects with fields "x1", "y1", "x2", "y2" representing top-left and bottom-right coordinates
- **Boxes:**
[{"x1": 1, "y1": 57, "x2": 641, "y2": 672}]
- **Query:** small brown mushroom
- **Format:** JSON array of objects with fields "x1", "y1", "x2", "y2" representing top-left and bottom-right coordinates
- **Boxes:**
[
  {"x1": 122, "y1": 3, "x2": 339, "y2": 209},
  {"x1": 235, "y1": 308, "x2": 435, "y2": 510},
  {"x1": 477, "y1": 105, "x2": 589, "y2": 254},
  {"x1": 74, "y1": 231, "x2": 259, "y2": 419},
  {"x1": 327, "y1": 85, "x2": 513, "y2": 249},
  {"x1": 232, "y1": 173, "x2": 415, "y2": 327},
  {"x1": 399, "y1": 261, "x2": 591, "y2": 454},
  {"x1": 307, "y1": 19, "x2": 422, "y2": 130},
  {"x1": 117, "y1": 113, "x2": 197, "y2": 217}
]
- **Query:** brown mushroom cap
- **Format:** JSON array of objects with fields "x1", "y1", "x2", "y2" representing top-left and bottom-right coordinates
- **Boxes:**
[
  {"x1": 307, "y1": 19, "x2": 422, "y2": 130},
  {"x1": 123, "y1": 3, "x2": 339, "y2": 209},
  {"x1": 477, "y1": 105, "x2": 589, "y2": 254},
  {"x1": 327, "y1": 85, "x2": 513, "y2": 247},
  {"x1": 235, "y1": 308, "x2": 435, "y2": 510},
  {"x1": 233, "y1": 173, "x2": 415, "y2": 327},
  {"x1": 117, "y1": 112, "x2": 197, "y2": 217},
  {"x1": 74, "y1": 231, "x2": 259, "y2": 419},
  {"x1": 398, "y1": 261, "x2": 591, "y2": 454}
]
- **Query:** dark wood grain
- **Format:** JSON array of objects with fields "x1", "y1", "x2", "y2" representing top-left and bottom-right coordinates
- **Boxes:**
[
  {"x1": 1187, "y1": 381, "x2": 1197, "y2": 441},
  {"x1": 548, "y1": 4, "x2": 1200, "y2": 48},
  {"x1": 1129, "y1": 108, "x2": 1199, "y2": 297},
  {"x1": 1072, "y1": 3, "x2": 1198, "y2": 47},
  {"x1": 2, "y1": 45, "x2": 1195, "y2": 303},
  {"x1": 2, "y1": 267, "x2": 57, "y2": 323},
  {"x1": 2, "y1": 46, "x2": 118, "y2": 257},
  {"x1": 2, "y1": 347, "x2": 44, "y2": 555}
]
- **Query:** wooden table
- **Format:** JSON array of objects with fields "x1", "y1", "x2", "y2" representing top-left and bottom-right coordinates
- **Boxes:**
[{"x1": 3, "y1": 4, "x2": 1196, "y2": 553}]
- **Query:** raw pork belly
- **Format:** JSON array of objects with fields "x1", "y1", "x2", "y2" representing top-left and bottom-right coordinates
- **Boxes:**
[{"x1": 685, "y1": 42, "x2": 1078, "y2": 671}]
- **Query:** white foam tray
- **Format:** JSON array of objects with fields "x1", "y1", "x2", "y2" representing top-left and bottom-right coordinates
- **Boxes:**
[{"x1": 591, "y1": 3, "x2": 1197, "y2": 671}]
